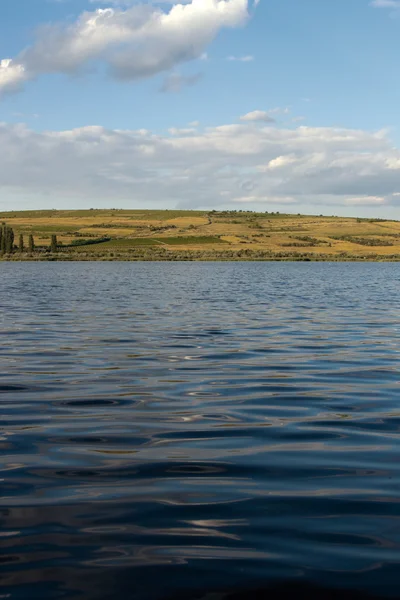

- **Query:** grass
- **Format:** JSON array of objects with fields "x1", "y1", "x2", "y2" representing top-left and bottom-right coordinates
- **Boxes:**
[
  {"x1": 329, "y1": 235, "x2": 395, "y2": 246},
  {"x1": 157, "y1": 236, "x2": 225, "y2": 245},
  {"x1": 88, "y1": 238, "x2": 162, "y2": 248},
  {"x1": 1, "y1": 208, "x2": 400, "y2": 261}
]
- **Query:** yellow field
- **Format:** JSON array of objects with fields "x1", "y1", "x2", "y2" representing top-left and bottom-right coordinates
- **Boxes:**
[{"x1": 2, "y1": 209, "x2": 400, "y2": 260}]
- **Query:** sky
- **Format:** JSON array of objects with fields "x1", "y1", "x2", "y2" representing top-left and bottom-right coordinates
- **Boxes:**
[{"x1": 0, "y1": 0, "x2": 400, "y2": 217}]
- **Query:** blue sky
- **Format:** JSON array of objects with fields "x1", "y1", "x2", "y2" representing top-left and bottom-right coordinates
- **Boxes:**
[{"x1": 0, "y1": 0, "x2": 400, "y2": 217}]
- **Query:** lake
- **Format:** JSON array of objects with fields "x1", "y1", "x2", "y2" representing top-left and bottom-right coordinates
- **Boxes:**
[{"x1": 1, "y1": 262, "x2": 400, "y2": 600}]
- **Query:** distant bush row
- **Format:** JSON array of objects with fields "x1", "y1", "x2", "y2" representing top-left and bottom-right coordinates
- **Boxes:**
[
  {"x1": 67, "y1": 237, "x2": 111, "y2": 247},
  {"x1": 330, "y1": 235, "x2": 394, "y2": 247}
]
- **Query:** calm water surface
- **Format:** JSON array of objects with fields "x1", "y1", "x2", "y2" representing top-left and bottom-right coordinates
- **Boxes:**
[{"x1": 1, "y1": 262, "x2": 400, "y2": 600}]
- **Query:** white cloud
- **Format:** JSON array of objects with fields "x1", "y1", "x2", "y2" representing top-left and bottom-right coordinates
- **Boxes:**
[
  {"x1": 168, "y1": 127, "x2": 197, "y2": 135},
  {"x1": 0, "y1": 59, "x2": 28, "y2": 96},
  {"x1": 227, "y1": 55, "x2": 254, "y2": 61},
  {"x1": 0, "y1": 0, "x2": 251, "y2": 95},
  {"x1": 1, "y1": 120, "x2": 400, "y2": 213},
  {"x1": 266, "y1": 155, "x2": 298, "y2": 169},
  {"x1": 239, "y1": 108, "x2": 292, "y2": 123},
  {"x1": 370, "y1": 0, "x2": 400, "y2": 8},
  {"x1": 386, "y1": 157, "x2": 400, "y2": 169},
  {"x1": 240, "y1": 110, "x2": 275, "y2": 122},
  {"x1": 268, "y1": 107, "x2": 290, "y2": 114},
  {"x1": 160, "y1": 71, "x2": 202, "y2": 92},
  {"x1": 89, "y1": 0, "x2": 194, "y2": 4},
  {"x1": 345, "y1": 196, "x2": 387, "y2": 205},
  {"x1": 232, "y1": 195, "x2": 296, "y2": 204}
]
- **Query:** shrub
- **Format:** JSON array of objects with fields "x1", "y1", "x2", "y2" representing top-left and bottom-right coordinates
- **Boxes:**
[{"x1": 51, "y1": 235, "x2": 58, "y2": 253}]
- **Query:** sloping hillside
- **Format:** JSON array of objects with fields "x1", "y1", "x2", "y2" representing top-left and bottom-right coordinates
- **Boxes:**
[{"x1": 1, "y1": 209, "x2": 400, "y2": 260}]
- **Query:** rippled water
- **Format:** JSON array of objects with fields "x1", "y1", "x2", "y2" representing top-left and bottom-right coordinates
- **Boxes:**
[{"x1": 1, "y1": 262, "x2": 400, "y2": 600}]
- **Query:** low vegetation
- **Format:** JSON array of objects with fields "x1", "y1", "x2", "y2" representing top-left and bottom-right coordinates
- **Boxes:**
[
  {"x1": 329, "y1": 235, "x2": 395, "y2": 246},
  {"x1": 1, "y1": 209, "x2": 400, "y2": 261}
]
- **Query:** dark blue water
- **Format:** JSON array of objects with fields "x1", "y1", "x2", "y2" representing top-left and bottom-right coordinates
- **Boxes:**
[{"x1": 1, "y1": 262, "x2": 400, "y2": 600}]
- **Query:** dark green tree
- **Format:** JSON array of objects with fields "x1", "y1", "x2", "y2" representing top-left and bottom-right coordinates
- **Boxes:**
[
  {"x1": 50, "y1": 234, "x2": 57, "y2": 253},
  {"x1": 3, "y1": 224, "x2": 14, "y2": 254},
  {"x1": 0, "y1": 223, "x2": 6, "y2": 255},
  {"x1": 8, "y1": 227, "x2": 14, "y2": 253},
  {"x1": 19, "y1": 234, "x2": 24, "y2": 252},
  {"x1": 28, "y1": 234, "x2": 35, "y2": 253}
]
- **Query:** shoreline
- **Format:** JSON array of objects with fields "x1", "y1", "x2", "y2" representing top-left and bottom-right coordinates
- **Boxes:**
[{"x1": 2, "y1": 253, "x2": 400, "y2": 263}]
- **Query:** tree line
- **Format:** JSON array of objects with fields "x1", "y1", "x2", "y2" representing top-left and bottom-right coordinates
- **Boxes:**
[{"x1": 0, "y1": 223, "x2": 58, "y2": 255}]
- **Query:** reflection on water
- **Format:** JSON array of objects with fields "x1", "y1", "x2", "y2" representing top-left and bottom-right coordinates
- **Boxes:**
[{"x1": 1, "y1": 262, "x2": 400, "y2": 600}]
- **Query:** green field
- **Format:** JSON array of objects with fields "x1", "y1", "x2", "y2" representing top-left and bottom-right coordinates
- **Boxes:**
[{"x1": 1, "y1": 209, "x2": 400, "y2": 261}]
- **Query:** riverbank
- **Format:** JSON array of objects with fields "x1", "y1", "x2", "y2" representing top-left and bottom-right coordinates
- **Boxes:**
[
  {"x1": 1, "y1": 209, "x2": 400, "y2": 261},
  {"x1": 2, "y1": 250, "x2": 400, "y2": 262}
]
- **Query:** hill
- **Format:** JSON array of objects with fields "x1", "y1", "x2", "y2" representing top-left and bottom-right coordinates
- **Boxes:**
[{"x1": 1, "y1": 209, "x2": 400, "y2": 261}]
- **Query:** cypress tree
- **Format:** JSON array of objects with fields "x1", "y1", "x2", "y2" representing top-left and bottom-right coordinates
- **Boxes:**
[
  {"x1": 19, "y1": 234, "x2": 24, "y2": 252},
  {"x1": 9, "y1": 227, "x2": 14, "y2": 253},
  {"x1": 0, "y1": 223, "x2": 5, "y2": 255},
  {"x1": 5, "y1": 226, "x2": 14, "y2": 254},
  {"x1": 28, "y1": 234, "x2": 35, "y2": 253},
  {"x1": 50, "y1": 234, "x2": 57, "y2": 253}
]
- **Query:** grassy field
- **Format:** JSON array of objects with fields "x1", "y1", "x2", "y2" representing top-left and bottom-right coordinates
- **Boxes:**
[{"x1": 2, "y1": 208, "x2": 400, "y2": 261}]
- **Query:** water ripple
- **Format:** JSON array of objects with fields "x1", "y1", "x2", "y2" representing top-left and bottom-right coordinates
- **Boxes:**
[{"x1": 1, "y1": 262, "x2": 400, "y2": 600}]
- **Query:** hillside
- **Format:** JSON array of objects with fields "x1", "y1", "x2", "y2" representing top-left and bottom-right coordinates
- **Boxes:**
[{"x1": 1, "y1": 209, "x2": 400, "y2": 261}]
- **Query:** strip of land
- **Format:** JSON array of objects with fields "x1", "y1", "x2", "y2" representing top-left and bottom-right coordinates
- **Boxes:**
[{"x1": 1, "y1": 209, "x2": 400, "y2": 261}]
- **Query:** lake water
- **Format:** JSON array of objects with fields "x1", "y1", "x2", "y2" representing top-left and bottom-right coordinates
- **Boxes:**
[{"x1": 1, "y1": 262, "x2": 400, "y2": 600}]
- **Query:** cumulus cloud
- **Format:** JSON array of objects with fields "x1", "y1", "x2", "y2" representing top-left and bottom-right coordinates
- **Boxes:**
[
  {"x1": 269, "y1": 107, "x2": 290, "y2": 114},
  {"x1": 227, "y1": 55, "x2": 254, "y2": 61},
  {"x1": 240, "y1": 110, "x2": 275, "y2": 122},
  {"x1": 160, "y1": 71, "x2": 202, "y2": 92},
  {"x1": 0, "y1": 0, "x2": 251, "y2": 95},
  {"x1": 1, "y1": 120, "x2": 400, "y2": 212},
  {"x1": 89, "y1": 0, "x2": 193, "y2": 4},
  {"x1": 232, "y1": 195, "x2": 296, "y2": 204},
  {"x1": 345, "y1": 196, "x2": 386, "y2": 205},
  {"x1": 168, "y1": 126, "x2": 197, "y2": 135},
  {"x1": 266, "y1": 155, "x2": 298, "y2": 169},
  {"x1": 370, "y1": 0, "x2": 400, "y2": 8},
  {"x1": 0, "y1": 59, "x2": 28, "y2": 96}
]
